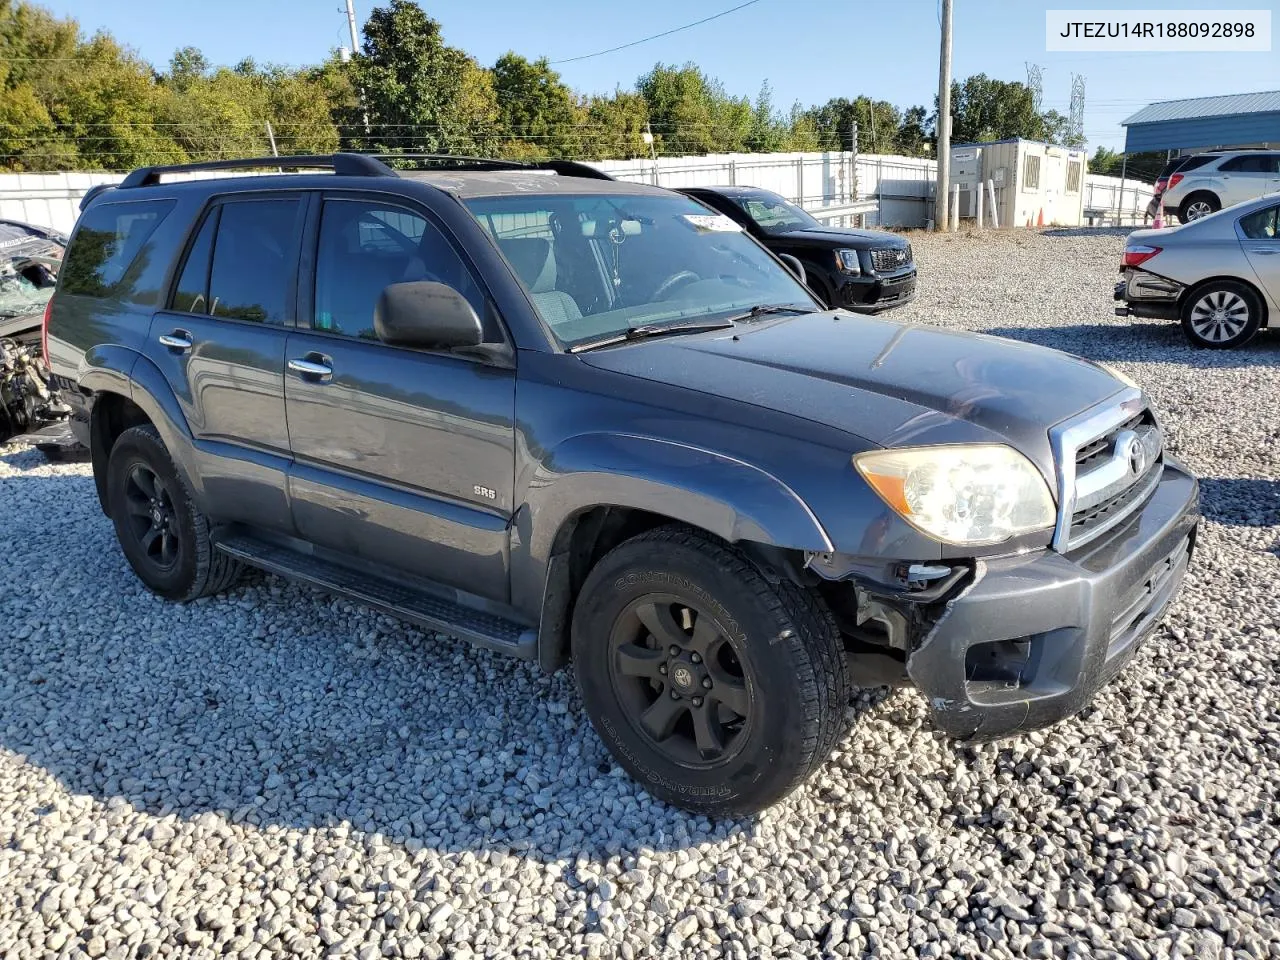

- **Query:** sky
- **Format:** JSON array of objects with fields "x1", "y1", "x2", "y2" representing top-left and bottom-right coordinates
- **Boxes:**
[{"x1": 43, "y1": 0, "x2": 1280, "y2": 151}]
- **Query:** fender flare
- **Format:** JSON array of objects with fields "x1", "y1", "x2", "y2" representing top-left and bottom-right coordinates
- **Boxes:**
[
  {"x1": 512, "y1": 432, "x2": 834, "y2": 666},
  {"x1": 85, "y1": 351, "x2": 205, "y2": 512}
]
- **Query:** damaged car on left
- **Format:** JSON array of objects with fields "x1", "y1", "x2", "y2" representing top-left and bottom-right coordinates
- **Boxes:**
[{"x1": 0, "y1": 217, "x2": 74, "y2": 445}]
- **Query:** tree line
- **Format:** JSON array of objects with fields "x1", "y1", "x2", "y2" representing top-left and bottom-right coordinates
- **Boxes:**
[{"x1": 1, "y1": 0, "x2": 1087, "y2": 172}]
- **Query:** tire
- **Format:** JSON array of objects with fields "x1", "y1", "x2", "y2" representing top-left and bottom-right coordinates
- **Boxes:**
[
  {"x1": 1178, "y1": 192, "x2": 1220, "y2": 223},
  {"x1": 1180, "y1": 281, "x2": 1263, "y2": 349},
  {"x1": 571, "y1": 525, "x2": 850, "y2": 816},
  {"x1": 106, "y1": 424, "x2": 242, "y2": 601}
]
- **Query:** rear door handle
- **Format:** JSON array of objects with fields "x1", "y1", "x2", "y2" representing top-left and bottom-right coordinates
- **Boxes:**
[
  {"x1": 158, "y1": 331, "x2": 192, "y2": 352},
  {"x1": 288, "y1": 356, "x2": 333, "y2": 382}
]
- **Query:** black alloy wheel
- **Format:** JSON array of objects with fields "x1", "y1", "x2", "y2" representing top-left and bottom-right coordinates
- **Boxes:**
[
  {"x1": 608, "y1": 595, "x2": 753, "y2": 767},
  {"x1": 121, "y1": 463, "x2": 182, "y2": 571}
]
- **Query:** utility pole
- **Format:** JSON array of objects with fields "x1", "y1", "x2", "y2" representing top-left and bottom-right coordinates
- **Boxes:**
[
  {"x1": 344, "y1": 0, "x2": 360, "y2": 54},
  {"x1": 935, "y1": 0, "x2": 953, "y2": 231}
]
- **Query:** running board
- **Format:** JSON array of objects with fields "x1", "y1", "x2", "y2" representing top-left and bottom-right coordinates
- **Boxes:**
[{"x1": 214, "y1": 533, "x2": 538, "y2": 660}]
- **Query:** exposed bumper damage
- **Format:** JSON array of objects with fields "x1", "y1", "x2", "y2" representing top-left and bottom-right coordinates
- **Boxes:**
[
  {"x1": 812, "y1": 458, "x2": 1200, "y2": 741},
  {"x1": 0, "y1": 220, "x2": 80, "y2": 453}
]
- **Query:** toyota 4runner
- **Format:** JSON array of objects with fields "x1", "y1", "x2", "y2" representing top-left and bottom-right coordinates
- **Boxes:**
[{"x1": 46, "y1": 155, "x2": 1199, "y2": 815}]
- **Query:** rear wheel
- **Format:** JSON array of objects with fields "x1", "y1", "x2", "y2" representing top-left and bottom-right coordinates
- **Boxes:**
[
  {"x1": 1178, "y1": 192, "x2": 1220, "y2": 223},
  {"x1": 571, "y1": 526, "x2": 850, "y2": 816},
  {"x1": 1180, "y1": 281, "x2": 1262, "y2": 349},
  {"x1": 106, "y1": 425, "x2": 242, "y2": 600}
]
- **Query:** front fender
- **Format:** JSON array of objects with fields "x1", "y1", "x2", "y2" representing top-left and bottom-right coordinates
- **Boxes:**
[{"x1": 510, "y1": 431, "x2": 833, "y2": 619}]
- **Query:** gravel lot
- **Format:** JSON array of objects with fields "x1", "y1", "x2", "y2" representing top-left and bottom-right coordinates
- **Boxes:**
[{"x1": 3, "y1": 228, "x2": 1279, "y2": 960}]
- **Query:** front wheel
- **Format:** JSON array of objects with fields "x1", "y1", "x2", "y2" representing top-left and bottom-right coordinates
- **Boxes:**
[
  {"x1": 1180, "y1": 281, "x2": 1262, "y2": 349},
  {"x1": 571, "y1": 526, "x2": 850, "y2": 816}
]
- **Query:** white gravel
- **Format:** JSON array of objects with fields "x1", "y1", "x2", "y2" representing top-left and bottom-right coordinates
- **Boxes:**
[{"x1": 2, "y1": 228, "x2": 1279, "y2": 959}]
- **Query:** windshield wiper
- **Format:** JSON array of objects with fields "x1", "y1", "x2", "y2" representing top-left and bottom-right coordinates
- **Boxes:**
[
  {"x1": 721, "y1": 303, "x2": 813, "y2": 323},
  {"x1": 568, "y1": 318, "x2": 734, "y2": 354}
]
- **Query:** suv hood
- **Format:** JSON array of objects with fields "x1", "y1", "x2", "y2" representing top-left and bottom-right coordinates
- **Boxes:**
[
  {"x1": 776, "y1": 226, "x2": 907, "y2": 249},
  {"x1": 579, "y1": 311, "x2": 1125, "y2": 478}
]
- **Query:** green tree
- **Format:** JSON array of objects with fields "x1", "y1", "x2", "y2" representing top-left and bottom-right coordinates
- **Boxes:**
[
  {"x1": 947, "y1": 73, "x2": 1046, "y2": 144},
  {"x1": 1, "y1": 1, "x2": 182, "y2": 170},
  {"x1": 347, "y1": 0, "x2": 498, "y2": 156},
  {"x1": 581, "y1": 89, "x2": 650, "y2": 160},
  {"x1": 804, "y1": 97, "x2": 900, "y2": 153},
  {"x1": 636, "y1": 62, "x2": 751, "y2": 155},
  {"x1": 1088, "y1": 146, "x2": 1122, "y2": 175},
  {"x1": 492, "y1": 53, "x2": 582, "y2": 158},
  {"x1": 897, "y1": 105, "x2": 930, "y2": 157}
]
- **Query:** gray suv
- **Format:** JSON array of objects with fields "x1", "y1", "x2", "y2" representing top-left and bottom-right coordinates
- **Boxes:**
[{"x1": 47, "y1": 155, "x2": 1199, "y2": 815}]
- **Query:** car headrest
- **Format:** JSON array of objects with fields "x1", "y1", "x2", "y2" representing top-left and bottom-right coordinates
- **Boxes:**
[{"x1": 497, "y1": 237, "x2": 556, "y2": 294}]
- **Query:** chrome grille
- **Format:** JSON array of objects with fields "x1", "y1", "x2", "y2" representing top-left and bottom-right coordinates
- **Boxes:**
[
  {"x1": 1049, "y1": 389, "x2": 1164, "y2": 553},
  {"x1": 870, "y1": 246, "x2": 912, "y2": 272}
]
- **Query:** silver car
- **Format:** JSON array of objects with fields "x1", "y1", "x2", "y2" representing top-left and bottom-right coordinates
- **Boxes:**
[
  {"x1": 1160, "y1": 150, "x2": 1280, "y2": 223},
  {"x1": 1114, "y1": 193, "x2": 1280, "y2": 349}
]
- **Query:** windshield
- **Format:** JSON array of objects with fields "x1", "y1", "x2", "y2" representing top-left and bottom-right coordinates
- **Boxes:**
[
  {"x1": 465, "y1": 192, "x2": 818, "y2": 348},
  {"x1": 729, "y1": 192, "x2": 822, "y2": 235}
]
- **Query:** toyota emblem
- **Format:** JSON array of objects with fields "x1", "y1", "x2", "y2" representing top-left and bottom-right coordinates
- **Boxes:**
[
  {"x1": 1125, "y1": 436, "x2": 1146, "y2": 476},
  {"x1": 671, "y1": 665, "x2": 694, "y2": 690}
]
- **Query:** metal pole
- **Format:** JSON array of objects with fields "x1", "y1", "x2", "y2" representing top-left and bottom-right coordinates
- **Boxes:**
[
  {"x1": 987, "y1": 178, "x2": 999, "y2": 228},
  {"x1": 951, "y1": 182, "x2": 960, "y2": 232},
  {"x1": 935, "y1": 0, "x2": 953, "y2": 231},
  {"x1": 345, "y1": 0, "x2": 360, "y2": 52},
  {"x1": 265, "y1": 121, "x2": 279, "y2": 157},
  {"x1": 975, "y1": 180, "x2": 984, "y2": 230},
  {"x1": 1116, "y1": 153, "x2": 1128, "y2": 226}
]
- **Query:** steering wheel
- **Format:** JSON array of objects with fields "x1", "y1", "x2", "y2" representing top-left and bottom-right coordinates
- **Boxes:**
[{"x1": 653, "y1": 270, "x2": 701, "y2": 300}]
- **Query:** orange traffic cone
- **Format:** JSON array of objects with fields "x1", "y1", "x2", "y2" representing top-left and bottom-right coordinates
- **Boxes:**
[
  {"x1": 1037, "y1": 208, "x2": 1045, "y2": 227},
  {"x1": 1153, "y1": 196, "x2": 1164, "y2": 229}
]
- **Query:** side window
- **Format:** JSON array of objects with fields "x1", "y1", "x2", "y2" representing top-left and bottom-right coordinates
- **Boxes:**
[
  {"x1": 171, "y1": 208, "x2": 219, "y2": 314},
  {"x1": 314, "y1": 199, "x2": 486, "y2": 340},
  {"x1": 1023, "y1": 154, "x2": 1041, "y2": 191},
  {"x1": 61, "y1": 200, "x2": 174, "y2": 301},
  {"x1": 1220, "y1": 155, "x2": 1269, "y2": 173},
  {"x1": 1066, "y1": 161, "x2": 1082, "y2": 193},
  {"x1": 1239, "y1": 206, "x2": 1279, "y2": 240},
  {"x1": 208, "y1": 199, "x2": 303, "y2": 323}
]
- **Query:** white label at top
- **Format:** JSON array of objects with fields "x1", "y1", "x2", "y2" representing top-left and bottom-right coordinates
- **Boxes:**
[{"x1": 1046, "y1": 10, "x2": 1271, "y2": 51}]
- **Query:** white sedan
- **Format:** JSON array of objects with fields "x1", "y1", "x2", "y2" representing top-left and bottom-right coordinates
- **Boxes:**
[{"x1": 1114, "y1": 192, "x2": 1280, "y2": 348}]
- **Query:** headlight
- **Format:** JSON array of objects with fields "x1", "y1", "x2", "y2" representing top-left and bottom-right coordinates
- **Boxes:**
[
  {"x1": 834, "y1": 249, "x2": 861, "y2": 275},
  {"x1": 853, "y1": 445, "x2": 1055, "y2": 546}
]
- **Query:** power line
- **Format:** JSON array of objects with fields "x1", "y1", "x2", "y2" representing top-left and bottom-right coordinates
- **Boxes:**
[{"x1": 549, "y1": 0, "x2": 763, "y2": 64}]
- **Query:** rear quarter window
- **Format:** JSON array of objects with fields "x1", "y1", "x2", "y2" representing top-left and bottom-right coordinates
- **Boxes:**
[{"x1": 60, "y1": 200, "x2": 175, "y2": 304}]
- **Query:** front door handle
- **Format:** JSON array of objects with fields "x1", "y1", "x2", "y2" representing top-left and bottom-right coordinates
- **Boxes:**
[
  {"x1": 158, "y1": 331, "x2": 192, "y2": 352},
  {"x1": 1252, "y1": 248, "x2": 1279, "y2": 256},
  {"x1": 288, "y1": 356, "x2": 333, "y2": 382}
]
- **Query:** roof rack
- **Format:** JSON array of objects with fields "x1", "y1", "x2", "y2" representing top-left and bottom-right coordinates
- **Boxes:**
[
  {"x1": 118, "y1": 154, "x2": 397, "y2": 189},
  {"x1": 371, "y1": 154, "x2": 615, "y2": 181},
  {"x1": 116, "y1": 152, "x2": 615, "y2": 192}
]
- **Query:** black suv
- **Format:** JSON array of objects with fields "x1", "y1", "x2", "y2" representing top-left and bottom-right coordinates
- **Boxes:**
[
  {"x1": 46, "y1": 154, "x2": 1198, "y2": 815},
  {"x1": 677, "y1": 185, "x2": 916, "y2": 311}
]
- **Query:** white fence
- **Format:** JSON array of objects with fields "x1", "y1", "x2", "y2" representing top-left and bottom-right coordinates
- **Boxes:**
[
  {"x1": 1083, "y1": 174, "x2": 1156, "y2": 226},
  {"x1": 0, "y1": 155, "x2": 1158, "y2": 236},
  {"x1": 595, "y1": 152, "x2": 937, "y2": 229}
]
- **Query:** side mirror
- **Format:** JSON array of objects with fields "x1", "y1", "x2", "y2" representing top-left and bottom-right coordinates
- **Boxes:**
[
  {"x1": 777, "y1": 253, "x2": 806, "y2": 285},
  {"x1": 375, "y1": 281, "x2": 483, "y2": 350}
]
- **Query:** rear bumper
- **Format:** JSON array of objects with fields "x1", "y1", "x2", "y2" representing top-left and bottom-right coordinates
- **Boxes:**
[
  {"x1": 909, "y1": 457, "x2": 1199, "y2": 740},
  {"x1": 841, "y1": 269, "x2": 917, "y2": 312},
  {"x1": 1114, "y1": 275, "x2": 1182, "y2": 321}
]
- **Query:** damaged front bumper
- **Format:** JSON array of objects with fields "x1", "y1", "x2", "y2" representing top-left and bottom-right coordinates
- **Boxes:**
[{"x1": 907, "y1": 457, "x2": 1198, "y2": 740}]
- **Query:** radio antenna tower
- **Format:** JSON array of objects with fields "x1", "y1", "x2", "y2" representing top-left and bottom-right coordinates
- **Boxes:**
[
  {"x1": 1069, "y1": 73, "x2": 1087, "y2": 144},
  {"x1": 1025, "y1": 62, "x2": 1044, "y2": 113}
]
